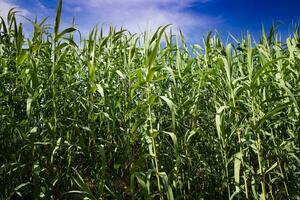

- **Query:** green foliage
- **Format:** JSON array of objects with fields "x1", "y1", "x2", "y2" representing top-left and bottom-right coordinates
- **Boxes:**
[{"x1": 1, "y1": 4, "x2": 300, "y2": 200}]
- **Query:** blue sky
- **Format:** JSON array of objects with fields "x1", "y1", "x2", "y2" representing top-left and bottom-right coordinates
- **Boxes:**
[{"x1": 0, "y1": 0, "x2": 299, "y2": 42}]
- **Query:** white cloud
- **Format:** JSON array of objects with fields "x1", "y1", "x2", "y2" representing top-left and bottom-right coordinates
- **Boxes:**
[
  {"x1": 0, "y1": 0, "x2": 30, "y2": 18},
  {"x1": 63, "y1": 0, "x2": 221, "y2": 38},
  {"x1": 0, "y1": 0, "x2": 221, "y2": 41}
]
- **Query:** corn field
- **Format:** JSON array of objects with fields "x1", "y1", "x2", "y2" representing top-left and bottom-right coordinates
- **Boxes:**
[{"x1": 1, "y1": 1, "x2": 299, "y2": 199}]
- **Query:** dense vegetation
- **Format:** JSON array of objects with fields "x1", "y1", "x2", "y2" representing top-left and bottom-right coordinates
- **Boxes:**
[{"x1": 1, "y1": 1, "x2": 299, "y2": 199}]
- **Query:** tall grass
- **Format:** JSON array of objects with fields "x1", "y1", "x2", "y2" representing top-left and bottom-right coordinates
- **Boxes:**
[{"x1": 1, "y1": 1, "x2": 299, "y2": 199}]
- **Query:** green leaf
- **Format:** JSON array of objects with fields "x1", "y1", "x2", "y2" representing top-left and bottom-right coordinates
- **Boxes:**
[
  {"x1": 55, "y1": 27, "x2": 76, "y2": 41},
  {"x1": 72, "y1": 169, "x2": 97, "y2": 200},
  {"x1": 116, "y1": 70, "x2": 125, "y2": 79},
  {"x1": 146, "y1": 66, "x2": 163, "y2": 82},
  {"x1": 17, "y1": 52, "x2": 28, "y2": 65},
  {"x1": 130, "y1": 172, "x2": 148, "y2": 195},
  {"x1": 159, "y1": 172, "x2": 174, "y2": 200},
  {"x1": 96, "y1": 83, "x2": 104, "y2": 97},
  {"x1": 233, "y1": 152, "x2": 242, "y2": 197},
  {"x1": 51, "y1": 137, "x2": 61, "y2": 164},
  {"x1": 254, "y1": 102, "x2": 292, "y2": 130},
  {"x1": 30, "y1": 127, "x2": 38, "y2": 133},
  {"x1": 147, "y1": 25, "x2": 170, "y2": 68},
  {"x1": 278, "y1": 79, "x2": 299, "y2": 116},
  {"x1": 251, "y1": 56, "x2": 287, "y2": 87},
  {"x1": 54, "y1": 0, "x2": 62, "y2": 36},
  {"x1": 265, "y1": 162, "x2": 278, "y2": 174},
  {"x1": 160, "y1": 96, "x2": 176, "y2": 130},
  {"x1": 216, "y1": 106, "x2": 229, "y2": 141},
  {"x1": 163, "y1": 131, "x2": 178, "y2": 150},
  {"x1": 26, "y1": 95, "x2": 32, "y2": 118}
]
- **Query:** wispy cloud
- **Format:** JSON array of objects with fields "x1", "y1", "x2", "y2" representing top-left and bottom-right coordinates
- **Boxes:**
[
  {"x1": 0, "y1": 0, "x2": 221, "y2": 41},
  {"x1": 63, "y1": 0, "x2": 221, "y2": 38},
  {"x1": 0, "y1": 0, "x2": 29, "y2": 18}
]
